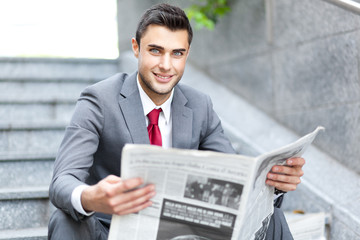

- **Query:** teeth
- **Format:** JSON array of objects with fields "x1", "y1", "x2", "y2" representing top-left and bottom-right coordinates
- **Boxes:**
[{"x1": 155, "y1": 73, "x2": 171, "y2": 79}]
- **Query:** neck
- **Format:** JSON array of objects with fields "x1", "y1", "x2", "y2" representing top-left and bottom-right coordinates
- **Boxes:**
[
  {"x1": 151, "y1": 94, "x2": 170, "y2": 106},
  {"x1": 137, "y1": 74, "x2": 172, "y2": 106}
]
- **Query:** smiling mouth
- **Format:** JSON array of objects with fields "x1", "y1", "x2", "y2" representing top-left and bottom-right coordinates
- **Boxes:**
[{"x1": 154, "y1": 73, "x2": 174, "y2": 81}]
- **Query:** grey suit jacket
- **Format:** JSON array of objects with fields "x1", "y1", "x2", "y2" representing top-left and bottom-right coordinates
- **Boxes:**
[{"x1": 49, "y1": 72, "x2": 236, "y2": 224}]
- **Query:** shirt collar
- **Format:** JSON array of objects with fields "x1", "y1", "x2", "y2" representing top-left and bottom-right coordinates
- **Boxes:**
[{"x1": 136, "y1": 74, "x2": 173, "y2": 124}]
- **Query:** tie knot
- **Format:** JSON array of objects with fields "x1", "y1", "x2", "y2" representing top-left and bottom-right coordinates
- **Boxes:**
[{"x1": 147, "y1": 108, "x2": 162, "y2": 125}]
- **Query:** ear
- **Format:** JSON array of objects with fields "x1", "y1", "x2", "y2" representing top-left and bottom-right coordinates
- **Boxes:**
[
  {"x1": 186, "y1": 46, "x2": 191, "y2": 59},
  {"x1": 131, "y1": 38, "x2": 139, "y2": 58}
]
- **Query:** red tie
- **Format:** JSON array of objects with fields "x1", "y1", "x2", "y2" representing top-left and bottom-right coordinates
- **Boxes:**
[{"x1": 147, "y1": 108, "x2": 162, "y2": 146}]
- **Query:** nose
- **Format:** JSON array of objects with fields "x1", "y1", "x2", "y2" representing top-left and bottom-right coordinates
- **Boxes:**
[{"x1": 159, "y1": 54, "x2": 171, "y2": 71}]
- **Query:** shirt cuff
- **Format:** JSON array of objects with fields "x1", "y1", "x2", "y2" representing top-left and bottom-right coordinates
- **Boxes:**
[
  {"x1": 71, "y1": 184, "x2": 95, "y2": 216},
  {"x1": 274, "y1": 192, "x2": 284, "y2": 200}
]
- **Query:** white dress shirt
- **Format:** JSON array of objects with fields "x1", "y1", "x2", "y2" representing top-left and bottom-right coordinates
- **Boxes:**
[
  {"x1": 71, "y1": 74, "x2": 174, "y2": 215},
  {"x1": 137, "y1": 76, "x2": 173, "y2": 149}
]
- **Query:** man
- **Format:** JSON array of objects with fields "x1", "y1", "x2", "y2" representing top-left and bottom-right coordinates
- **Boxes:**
[{"x1": 49, "y1": 3, "x2": 304, "y2": 239}]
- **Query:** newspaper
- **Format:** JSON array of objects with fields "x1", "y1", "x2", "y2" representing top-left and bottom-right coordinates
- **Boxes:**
[
  {"x1": 285, "y1": 211, "x2": 327, "y2": 240},
  {"x1": 108, "y1": 126, "x2": 324, "y2": 240}
]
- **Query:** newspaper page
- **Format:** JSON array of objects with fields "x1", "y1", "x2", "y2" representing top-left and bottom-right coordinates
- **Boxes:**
[
  {"x1": 237, "y1": 126, "x2": 325, "y2": 239},
  {"x1": 285, "y1": 212, "x2": 327, "y2": 240},
  {"x1": 108, "y1": 126, "x2": 324, "y2": 240},
  {"x1": 109, "y1": 147, "x2": 254, "y2": 240}
]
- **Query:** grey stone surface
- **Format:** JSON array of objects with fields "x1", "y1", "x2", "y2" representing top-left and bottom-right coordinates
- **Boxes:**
[
  {"x1": 0, "y1": 103, "x2": 75, "y2": 124},
  {"x1": 0, "y1": 131, "x2": 8, "y2": 153},
  {"x1": 0, "y1": 187, "x2": 48, "y2": 201},
  {"x1": 282, "y1": 184, "x2": 332, "y2": 214},
  {"x1": 189, "y1": 0, "x2": 268, "y2": 69},
  {"x1": 273, "y1": 31, "x2": 360, "y2": 111},
  {"x1": 0, "y1": 81, "x2": 89, "y2": 103},
  {"x1": 0, "y1": 198, "x2": 50, "y2": 230},
  {"x1": 0, "y1": 58, "x2": 119, "y2": 81},
  {"x1": 0, "y1": 54, "x2": 120, "y2": 239},
  {"x1": 330, "y1": 218, "x2": 360, "y2": 240},
  {"x1": 208, "y1": 54, "x2": 274, "y2": 113},
  {"x1": 0, "y1": 160, "x2": 53, "y2": 188},
  {"x1": 118, "y1": 51, "x2": 139, "y2": 74},
  {"x1": 276, "y1": 103, "x2": 360, "y2": 174},
  {"x1": 273, "y1": 0, "x2": 360, "y2": 47},
  {"x1": 117, "y1": 0, "x2": 155, "y2": 52},
  {"x1": 3, "y1": 128, "x2": 64, "y2": 155},
  {"x1": 189, "y1": 0, "x2": 268, "y2": 68},
  {"x1": 0, "y1": 227, "x2": 47, "y2": 240}
]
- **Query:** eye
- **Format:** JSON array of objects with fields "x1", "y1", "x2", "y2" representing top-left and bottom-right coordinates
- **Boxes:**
[
  {"x1": 173, "y1": 51, "x2": 184, "y2": 57},
  {"x1": 150, "y1": 48, "x2": 160, "y2": 54}
]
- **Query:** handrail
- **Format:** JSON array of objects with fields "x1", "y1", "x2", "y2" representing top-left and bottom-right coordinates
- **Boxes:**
[{"x1": 322, "y1": 0, "x2": 360, "y2": 14}]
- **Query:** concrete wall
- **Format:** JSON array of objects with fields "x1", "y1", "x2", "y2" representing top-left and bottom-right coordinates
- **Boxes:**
[{"x1": 189, "y1": 0, "x2": 360, "y2": 175}]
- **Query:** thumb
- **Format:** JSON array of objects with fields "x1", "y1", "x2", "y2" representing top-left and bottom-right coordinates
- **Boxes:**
[{"x1": 103, "y1": 175, "x2": 122, "y2": 184}]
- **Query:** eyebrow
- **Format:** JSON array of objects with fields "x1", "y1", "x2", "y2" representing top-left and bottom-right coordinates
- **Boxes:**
[{"x1": 148, "y1": 44, "x2": 187, "y2": 52}]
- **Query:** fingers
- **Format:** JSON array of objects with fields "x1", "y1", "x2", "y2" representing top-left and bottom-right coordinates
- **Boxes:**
[
  {"x1": 266, "y1": 172, "x2": 301, "y2": 191},
  {"x1": 265, "y1": 157, "x2": 306, "y2": 192},
  {"x1": 106, "y1": 178, "x2": 156, "y2": 214},
  {"x1": 265, "y1": 178, "x2": 298, "y2": 192},
  {"x1": 82, "y1": 177, "x2": 156, "y2": 214},
  {"x1": 270, "y1": 165, "x2": 304, "y2": 177},
  {"x1": 104, "y1": 177, "x2": 144, "y2": 198},
  {"x1": 104, "y1": 175, "x2": 123, "y2": 184},
  {"x1": 286, "y1": 157, "x2": 305, "y2": 167},
  {"x1": 110, "y1": 183, "x2": 155, "y2": 207},
  {"x1": 112, "y1": 190, "x2": 156, "y2": 215}
]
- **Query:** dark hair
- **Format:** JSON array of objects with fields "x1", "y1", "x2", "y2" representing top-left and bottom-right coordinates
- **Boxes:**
[{"x1": 136, "y1": 3, "x2": 193, "y2": 46}]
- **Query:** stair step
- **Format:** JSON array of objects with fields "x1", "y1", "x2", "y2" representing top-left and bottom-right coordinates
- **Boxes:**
[
  {"x1": 0, "y1": 227, "x2": 47, "y2": 240},
  {"x1": 0, "y1": 124, "x2": 65, "y2": 156},
  {"x1": 0, "y1": 187, "x2": 49, "y2": 200},
  {"x1": 0, "y1": 187, "x2": 52, "y2": 231},
  {"x1": 0, "y1": 102, "x2": 74, "y2": 124},
  {"x1": 0, "y1": 153, "x2": 56, "y2": 162},
  {"x1": 0, "y1": 121, "x2": 67, "y2": 130},
  {"x1": 0, "y1": 81, "x2": 90, "y2": 103},
  {"x1": 0, "y1": 154, "x2": 54, "y2": 189},
  {"x1": 0, "y1": 57, "x2": 118, "y2": 81}
]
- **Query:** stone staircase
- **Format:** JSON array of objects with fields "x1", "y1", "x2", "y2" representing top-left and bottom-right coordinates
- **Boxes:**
[
  {"x1": 2, "y1": 54, "x2": 352, "y2": 239},
  {"x1": 0, "y1": 57, "x2": 119, "y2": 239}
]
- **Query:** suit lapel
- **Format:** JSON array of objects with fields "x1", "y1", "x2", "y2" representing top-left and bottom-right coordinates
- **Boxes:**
[
  {"x1": 172, "y1": 86, "x2": 193, "y2": 149},
  {"x1": 118, "y1": 72, "x2": 150, "y2": 144}
]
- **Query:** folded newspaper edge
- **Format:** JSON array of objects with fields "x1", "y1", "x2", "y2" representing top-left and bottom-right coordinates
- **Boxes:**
[{"x1": 108, "y1": 126, "x2": 325, "y2": 240}]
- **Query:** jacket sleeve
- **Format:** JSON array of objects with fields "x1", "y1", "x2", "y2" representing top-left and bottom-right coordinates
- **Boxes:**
[
  {"x1": 49, "y1": 86, "x2": 104, "y2": 221},
  {"x1": 198, "y1": 94, "x2": 237, "y2": 154}
]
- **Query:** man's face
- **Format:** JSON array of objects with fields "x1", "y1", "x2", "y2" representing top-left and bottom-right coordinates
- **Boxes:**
[{"x1": 132, "y1": 24, "x2": 190, "y2": 105}]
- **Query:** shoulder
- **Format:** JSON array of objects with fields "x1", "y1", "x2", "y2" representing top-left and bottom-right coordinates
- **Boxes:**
[
  {"x1": 84, "y1": 72, "x2": 129, "y2": 95},
  {"x1": 175, "y1": 83, "x2": 212, "y2": 107},
  {"x1": 177, "y1": 83, "x2": 210, "y2": 102}
]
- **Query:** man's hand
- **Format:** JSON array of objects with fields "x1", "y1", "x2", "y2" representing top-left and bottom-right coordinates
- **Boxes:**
[
  {"x1": 81, "y1": 175, "x2": 156, "y2": 215},
  {"x1": 266, "y1": 157, "x2": 305, "y2": 192}
]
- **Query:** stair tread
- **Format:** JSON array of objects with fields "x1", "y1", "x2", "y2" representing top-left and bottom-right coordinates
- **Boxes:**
[
  {"x1": 0, "y1": 98, "x2": 77, "y2": 104},
  {"x1": 0, "y1": 227, "x2": 47, "y2": 239},
  {"x1": 0, "y1": 121, "x2": 68, "y2": 130},
  {"x1": 0, "y1": 153, "x2": 56, "y2": 161},
  {"x1": 0, "y1": 186, "x2": 49, "y2": 200}
]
